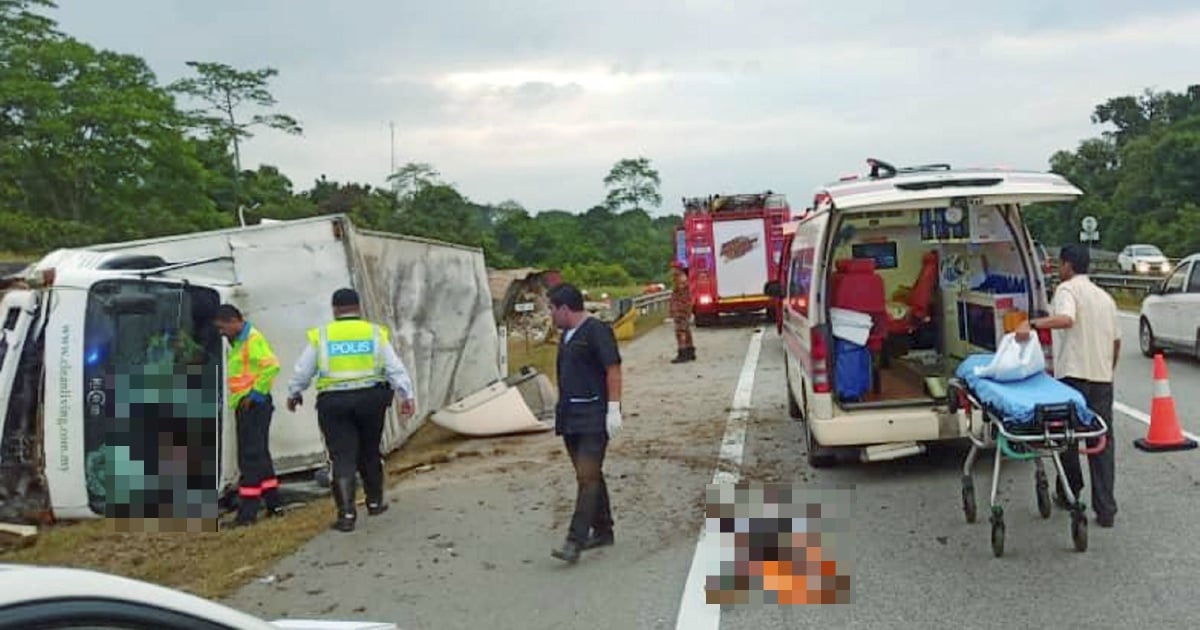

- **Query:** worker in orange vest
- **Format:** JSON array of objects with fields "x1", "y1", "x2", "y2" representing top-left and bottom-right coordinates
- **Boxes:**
[{"x1": 215, "y1": 304, "x2": 284, "y2": 527}]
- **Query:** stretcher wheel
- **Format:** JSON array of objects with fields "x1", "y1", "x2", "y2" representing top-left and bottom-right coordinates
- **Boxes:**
[
  {"x1": 1035, "y1": 472, "x2": 1051, "y2": 519},
  {"x1": 990, "y1": 519, "x2": 1005, "y2": 558},
  {"x1": 961, "y1": 476, "x2": 976, "y2": 524},
  {"x1": 1071, "y1": 514, "x2": 1088, "y2": 552}
]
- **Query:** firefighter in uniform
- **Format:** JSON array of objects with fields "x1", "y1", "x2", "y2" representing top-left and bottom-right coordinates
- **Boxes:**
[
  {"x1": 670, "y1": 263, "x2": 695, "y2": 363},
  {"x1": 287, "y1": 288, "x2": 415, "y2": 532},
  {"x1": 214, "y1": 304, "x2": 284, "y2": 527}
]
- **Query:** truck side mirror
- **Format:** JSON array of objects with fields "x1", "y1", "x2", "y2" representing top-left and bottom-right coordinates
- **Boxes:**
[{"x1": 764, "y1": 280, "x2": 782, "y2": 298}]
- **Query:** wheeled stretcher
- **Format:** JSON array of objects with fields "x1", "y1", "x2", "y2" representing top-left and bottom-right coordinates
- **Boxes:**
[{"x1": 947, "y1": 354, "x2": 1109, "y2": 557}]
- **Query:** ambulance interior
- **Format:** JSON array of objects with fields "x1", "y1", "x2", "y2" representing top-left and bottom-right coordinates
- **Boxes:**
[{"x1": 825, "y1": 202, "x2": 1037, "y2": 409}]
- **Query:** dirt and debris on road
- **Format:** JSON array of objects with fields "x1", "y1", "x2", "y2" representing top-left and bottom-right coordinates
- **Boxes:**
[{"x1": 223, "y1": 320, "x2": 770, "y2": 630}]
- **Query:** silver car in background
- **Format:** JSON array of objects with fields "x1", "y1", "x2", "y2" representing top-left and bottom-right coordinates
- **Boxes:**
[{"x1": 1119, "y1": 244, "x2": 1171, "y2": 275}]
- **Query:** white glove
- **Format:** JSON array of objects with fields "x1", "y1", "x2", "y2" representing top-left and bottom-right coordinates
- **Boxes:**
[{"x1": 606, "y1": 402, "x2": 623, "y2": 440}]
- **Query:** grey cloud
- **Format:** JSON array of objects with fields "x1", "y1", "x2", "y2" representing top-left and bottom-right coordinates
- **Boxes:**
[{"x1": 39, "y1": 0, "x2": 1200, "y2": 213}]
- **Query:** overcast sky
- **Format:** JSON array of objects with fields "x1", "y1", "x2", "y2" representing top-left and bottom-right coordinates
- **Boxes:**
[{"x1": 48, "y1": 1, "x2": 1200, "y2": 215}]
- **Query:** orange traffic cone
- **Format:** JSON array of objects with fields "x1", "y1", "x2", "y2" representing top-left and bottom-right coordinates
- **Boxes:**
[{"x1": 1134, "y1": 353, "x2": 1198, "y2": 452}]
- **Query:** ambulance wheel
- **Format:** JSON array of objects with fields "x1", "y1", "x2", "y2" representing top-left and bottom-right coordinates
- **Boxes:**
[
  {"x1": 1035, "y1": 471, "x2": 1052, "y2": 519},
  {"x1": 804, "y1": 419, "x2": 835, "y2": 469},
  {"x1": 1071, "y1": 514, "x2": 1088, "y2": 552},
  {"x1": 786, "y1": 367, "x2": 802, "y2": 420},
  {"x1": 961, "y1": 476, "x2": 977, "y2": 524}
]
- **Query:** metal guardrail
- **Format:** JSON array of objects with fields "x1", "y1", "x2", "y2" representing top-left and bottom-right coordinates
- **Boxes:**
[
  {"x1": 618, "y1": 290, "x2": 671, "y2": 319},
  {"x1": 1047, "y1": 272, "x2": 1164, "y2": 297},
  {"x1": 1090, "y1": 273, "x2": 1165, "y2": 293}
]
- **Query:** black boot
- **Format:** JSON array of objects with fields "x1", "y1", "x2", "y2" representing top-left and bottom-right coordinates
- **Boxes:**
[
  {"x1": 234, "y1": 496, "x2": 260, "y2": 526},
  {"x1": 671, "y1": 348, "x2": 688, "y2": 364},
  {"x1": 686, "y1": 347, "x2": 696, "y2": 362},
  {"x1": 331, "y1": 477, "x2": 357, "y2": 532},
  {"x1": 263, "y1": 488, "x2": 285, "y2": 518},
  {"x1": 365, "y1": 478, "x2": 389, "y2": 516}
]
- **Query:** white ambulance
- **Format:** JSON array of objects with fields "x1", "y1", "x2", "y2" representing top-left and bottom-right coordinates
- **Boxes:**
[{"x1": 766, "y1": 159, "x2": 1082, "y2": 467}]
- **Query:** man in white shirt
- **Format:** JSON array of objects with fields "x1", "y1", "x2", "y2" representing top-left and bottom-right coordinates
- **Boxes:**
[{"x1": 1017, "y1": 244, "x2": 1120, "y2": 528}]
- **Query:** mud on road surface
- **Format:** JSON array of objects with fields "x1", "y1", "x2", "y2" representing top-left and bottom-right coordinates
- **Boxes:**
[{"x1": 224, "y1": 320, "x2": 773, "y2": 630}]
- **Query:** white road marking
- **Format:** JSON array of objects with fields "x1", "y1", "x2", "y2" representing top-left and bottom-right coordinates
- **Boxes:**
[
  {"x1": 1118, "y1": 311, "x2": 1139, "y2": 320},
  {"x1": 674, "y1": 329, "x2": 764, "y2": 630},
  {"x1": 1114, "y1": 401, "x2": 1200, "y2": 443}
]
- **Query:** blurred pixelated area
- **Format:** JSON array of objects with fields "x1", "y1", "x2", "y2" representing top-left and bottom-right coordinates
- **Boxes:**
[
  {"x1": 96, "y1": 364, "x2": 221, "y2": 533},
  {"x1": 704, "y1": 482, "x2": 854, "y2": 605}
]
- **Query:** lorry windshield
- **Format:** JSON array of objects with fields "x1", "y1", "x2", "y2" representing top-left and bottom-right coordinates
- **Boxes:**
[{"x1": 82, "y1": 279, "x2": 223, "y2": 517}]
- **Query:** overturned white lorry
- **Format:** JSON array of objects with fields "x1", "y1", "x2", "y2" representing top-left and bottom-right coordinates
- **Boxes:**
[{"x1": 0, "y1": 215, "x2": 513, "y2": 524}]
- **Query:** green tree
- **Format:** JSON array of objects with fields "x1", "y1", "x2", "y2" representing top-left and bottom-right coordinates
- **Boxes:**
[
  {"x1": 387, "y1": 162, "x2": 440, "y2": 201},
  {"x1": 0, "y1": 0, "x2": 223, "y2": 249},
  {"x1": 168, "y1": 61, "x2": 302, "y2": 209},
  {"x1": 603, "y1": 156, "x2": 662, "y2": 213},
  {"x1": 1034, "y1": 84, "x2": 1200, "y2": 258}
]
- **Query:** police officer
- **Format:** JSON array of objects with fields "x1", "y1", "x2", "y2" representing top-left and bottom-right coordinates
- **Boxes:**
[
  {"x1": 287, "y1": 288, "x2": 415, "y2": 532},
  {"x1": 547, "y1": 283, "x2": 624, "y2": 564},
  {"x1": 214, "y1": 304, "x2": 284, "y2": 527}
]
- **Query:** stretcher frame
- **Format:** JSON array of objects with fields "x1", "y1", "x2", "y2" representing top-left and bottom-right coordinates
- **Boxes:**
[{"x1": 947, "y1": 377, "x2": 1109, "y2": 557}]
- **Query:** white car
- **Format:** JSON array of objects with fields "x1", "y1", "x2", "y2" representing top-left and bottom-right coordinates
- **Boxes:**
[
  {"x1": 0, "y1": 563, "x2": 399, "y2": 630},
  {"x1": 1139, "y1": 253, "x2": 1200, "y2": 358},
  {"x1": 1118, "y1": 244, "x2": 1171, "y2": 275}
]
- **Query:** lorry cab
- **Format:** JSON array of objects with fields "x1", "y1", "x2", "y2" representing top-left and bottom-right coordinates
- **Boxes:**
[
  {"x1": 769, "y1": 159, "x2": 1082, "y2": 468},
  {"x1": 1, "y1": 262, "x2": 233, "y2": 521}
]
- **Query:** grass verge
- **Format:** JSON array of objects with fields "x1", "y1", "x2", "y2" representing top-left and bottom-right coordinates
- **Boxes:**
[
  {"x1": 0, "y1": 250, "x2": 39, "y2": 262},
  {"x1": 1109, "y1": 288, "x2": 1145, "y2": 313},
  {"x1": 0, "y1": 419, "x2": 474, "y2": 601},
  {"x1": 506, "y1": 307, "x2": 666, "y2": 382}
]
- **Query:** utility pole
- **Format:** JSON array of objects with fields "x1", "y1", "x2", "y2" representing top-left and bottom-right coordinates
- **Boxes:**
[{"x1": 389, "y1": 121, "x2": 397, "y2": 195}]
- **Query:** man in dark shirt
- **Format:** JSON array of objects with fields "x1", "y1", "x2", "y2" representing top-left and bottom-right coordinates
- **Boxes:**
[{"x1": 547, "y1": 283, "x2": 624, "y2": 564}]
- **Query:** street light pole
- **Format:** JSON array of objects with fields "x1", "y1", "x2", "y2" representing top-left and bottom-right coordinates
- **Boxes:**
[{"x1": 389, "y1": 121, "x2": 397, "y2": 196}]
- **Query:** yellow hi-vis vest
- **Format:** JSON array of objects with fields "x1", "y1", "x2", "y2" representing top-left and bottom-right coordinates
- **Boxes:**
[
  {"x1": 227, "y1": 325, "x2": 280, "y2": 409},
  {"x1": 306, "y1": 318, "x2": 390, "y2": 392}
]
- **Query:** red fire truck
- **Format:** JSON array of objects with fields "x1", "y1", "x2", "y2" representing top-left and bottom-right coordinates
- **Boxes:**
[{"x1": 674, "y1": 192, "x2": 792, "y2": 326}]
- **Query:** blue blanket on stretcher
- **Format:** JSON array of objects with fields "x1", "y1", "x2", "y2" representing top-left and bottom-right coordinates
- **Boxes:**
[{"x1": 955, "y1": 354, "x2": 1097, "y2": 427}]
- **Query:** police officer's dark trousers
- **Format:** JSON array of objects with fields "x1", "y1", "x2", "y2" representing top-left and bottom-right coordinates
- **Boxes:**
[
  {"x1": 564, "y1": 430, "x2": 613, "y2": 545},
  {"x1": 235, "y1": 395, "x2": 281, "y2": 522},
  {"x1": 316, "y1": 384, "x2": 393, "y2": 528}
]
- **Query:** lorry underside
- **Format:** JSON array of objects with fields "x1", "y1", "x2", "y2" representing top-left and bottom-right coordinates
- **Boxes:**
[{"x1": 0, "y1": 285, "x2": 51, "y2": 524}]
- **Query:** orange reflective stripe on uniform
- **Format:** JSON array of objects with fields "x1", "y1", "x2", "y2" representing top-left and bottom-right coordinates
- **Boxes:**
[
  {"x1": 238, "y1": 485, "x2": 263, "y2": 498},
  {"x1": 228, "y1": 341, "x2": 256, "y2": 395},
  {"x1": 261, "y1": 478, "x2": 279, "y2": 490}
]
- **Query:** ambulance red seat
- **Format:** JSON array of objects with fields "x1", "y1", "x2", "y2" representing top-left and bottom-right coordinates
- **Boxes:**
[{"x1": 830, "y1": 258, "x2": 886, "y2": 353}]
